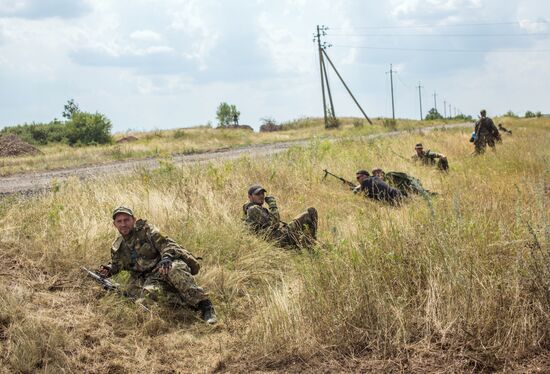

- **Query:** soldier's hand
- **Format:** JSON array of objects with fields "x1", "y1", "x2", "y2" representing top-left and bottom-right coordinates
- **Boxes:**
[
  {"x1": 98, "y1": 265, "x2": 111, "y2": 278},
  {"x1": 157, "y1": 257, "x2": 173, "y2": 276},
  {"x1": 265, "y1": 196, "x2": 277, "y2": 206}
]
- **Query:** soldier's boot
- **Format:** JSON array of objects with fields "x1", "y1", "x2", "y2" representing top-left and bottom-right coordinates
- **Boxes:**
[{"x1": 197, "y1": 299, "x2": 217, "y2": 324}]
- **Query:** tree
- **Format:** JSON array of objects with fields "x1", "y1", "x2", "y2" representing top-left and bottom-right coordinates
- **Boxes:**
[
  {"x1": 425, "y1": 108, "x2": 443, "y2": 120},
  {"x1": 504, "y1": 110, "x2": 518, "y2": 118},
  {"x1": 62, "y1": 99, "x2": 80, "y2": 119},
  {"x1": 525, "y1": 110, "x2": 536, "y2": 118},
  {"x1": 216, "y1": 102, "x2": 241, "y2": 127},
  {"x1": 66, "y1": 112, "x2": 112, "y2": 146}
]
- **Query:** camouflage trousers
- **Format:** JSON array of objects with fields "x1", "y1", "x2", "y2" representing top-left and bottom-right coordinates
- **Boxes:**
[
  {"x1": 475, "y1": 134, "x2": 496, "y2": 154},
  {"x1": 126, "y1": 260, "x2": 207, "y2": 307},
  {"x1": 278, "y1": 207, "x2": 318, "y2": 249}
]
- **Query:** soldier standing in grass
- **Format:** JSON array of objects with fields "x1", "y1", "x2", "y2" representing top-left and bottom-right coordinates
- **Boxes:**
[
  {"x1": 353, "y1": 169, "x2": 403, "y2": 205},
  {"x1": 411, "y1": 143, "x2": 449, "y2": 172},
  {"x1": 474, "y1": 109, "x2": 501, "y2": 154},
  {"x1": 98, "y1": 206, "x2": 217, "y2": 324},
  {"x1": 243, "y1": 185, "x2": 318, "y2": 249}
]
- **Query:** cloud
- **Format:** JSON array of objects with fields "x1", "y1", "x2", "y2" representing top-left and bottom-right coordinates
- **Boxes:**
[
  {"x1": 0, "y1": 0, "x2": 90, "y2": 19},
  {"x1": 130, "y1": 30, "x2": 163, "y2": 44}
]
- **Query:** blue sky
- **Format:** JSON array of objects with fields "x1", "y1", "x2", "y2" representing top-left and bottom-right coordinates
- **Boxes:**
[{"x1": 0, "y1": 0, "x2": 548, "y2": 132}]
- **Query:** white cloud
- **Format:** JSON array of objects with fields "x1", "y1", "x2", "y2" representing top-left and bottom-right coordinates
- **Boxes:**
[{"x1": 130, "y1": 30, "x2": 163, "y2": 43}]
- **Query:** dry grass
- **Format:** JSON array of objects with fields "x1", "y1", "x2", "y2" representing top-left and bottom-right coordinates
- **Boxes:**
[
  {"x1": 0, "y1": 117, "x2": 463, "y2": 176},
  {"x1": 0, "y1": 117, "x2": 548, "y2": 373}
]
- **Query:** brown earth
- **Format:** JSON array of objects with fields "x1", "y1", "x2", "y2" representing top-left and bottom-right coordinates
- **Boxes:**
[
  {"x1": 115, "y1": 135, "x2": 139, "y2": 143},
  {"x1": 0, "y1": 134, "x2": 43, "y2": 157}
]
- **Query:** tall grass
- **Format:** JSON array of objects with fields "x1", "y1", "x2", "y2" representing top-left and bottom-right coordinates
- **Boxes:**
[{"x1": 0, "y1": 118, "x2": 547, "y2": 372}]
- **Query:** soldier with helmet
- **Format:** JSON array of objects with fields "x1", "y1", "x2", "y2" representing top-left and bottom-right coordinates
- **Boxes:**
[{"x1": 98, "y1": 206, "x2": 217, "y2": 324}]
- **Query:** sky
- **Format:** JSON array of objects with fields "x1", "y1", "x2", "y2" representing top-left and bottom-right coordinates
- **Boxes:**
[{"x1": 0, "y1": 0, "x2": 548, "y2": 132}]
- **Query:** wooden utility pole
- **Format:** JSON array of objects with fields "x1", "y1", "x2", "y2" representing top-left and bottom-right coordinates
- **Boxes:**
[
  {"x1": 433, "y1": 91, "x2": 438, "y2": 112},
  {"x1": 387, "y1": 64, "x2": 396, "y2": 120},
  {"x1": 315, "y1": 25, "x2": 328, "y2": 127},
  {"x1": 321, "y1": 49, "x2": 373, "y2": 124},
  {"x1": 417, "y1": 82, "x2": 423, "y2": 120}
]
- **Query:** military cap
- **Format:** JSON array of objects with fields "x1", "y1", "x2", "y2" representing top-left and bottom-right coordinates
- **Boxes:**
[
  {"x1": 371, "y1": 167, "x2": 384, "y2": 174},
  {"x1": 415, "y1": 143, "x2": 423, "y2": 149},
  {"x1": 480, "y1": 109, "x2": 486, "y2": 115},
  {"x1": 112, "y1": 206, "x2": 134, "y2": 219},
  {"x1": 247, "y1": 185, "x2": 267, "y2": 196},
  {"x1": 356, "y1": 169, "x2": 370, "y2": 176}
]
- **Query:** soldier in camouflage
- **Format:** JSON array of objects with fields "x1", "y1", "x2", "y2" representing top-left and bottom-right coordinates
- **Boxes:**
[
  {"x1": 474, "y1": 109, "x2": 501, "y2": 153},
  {"x1": 371, "y1": 168, "x2": 435, "y2": 198},
  {"x1": 411, "y1": 143, "x2": 449, "y2": 171},
  {"x1": 98, "y1": 206, "x2": 217, "y2": 324},
  {"x1": 243, "y1": 185, "x2": 318, "y2": 249},
  {"x1": 353, "y1": 169, "x2": 403, "y2": 205}
]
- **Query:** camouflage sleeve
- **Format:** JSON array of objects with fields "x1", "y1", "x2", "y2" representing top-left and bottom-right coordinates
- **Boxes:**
[
  {"x1": 264, "y1": 196, "x2": 281, "y2": 223},
  {"x1": 426, "y1": 150, "x2": 442, "y2": 159},
  {"x1": 109, "y1": 237, "x2": 123, "y2": 275},
  {"x1": 149, "y1": 226, "x2": 201, "y2": 275}
]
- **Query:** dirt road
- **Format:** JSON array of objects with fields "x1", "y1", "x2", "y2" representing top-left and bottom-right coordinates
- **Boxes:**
[{"x1": 0, "y1": 123, "x2": 472, "y2": 195}]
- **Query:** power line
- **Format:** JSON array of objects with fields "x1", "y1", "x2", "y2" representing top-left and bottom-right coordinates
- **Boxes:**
[
  {"x1": 331, "y1": 45, "x2": 550, "y2": 53},
  {"x1": 328, "y1": 32, "x2": 550, "y2": 37},
  {"x1": 329, "y1": 20, "x2": 549, "y2": 30}
]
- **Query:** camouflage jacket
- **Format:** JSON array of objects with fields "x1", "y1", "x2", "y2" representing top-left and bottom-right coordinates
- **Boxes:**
[
  {"x1": 109, "y1": 219, "x2": 200, "y2": 275},
  {"x1": 359, "y1": 176, "x2": 403, "y2": 204},
  {"x1": 475, "y1": 117, "x2": 499, "y2": 138},
  {"x1": 411, "y1": 150, "x2": 443, "y2": 166},
  {"x1": 242, "y1": 197, "x2": 284, "y2": 240}
]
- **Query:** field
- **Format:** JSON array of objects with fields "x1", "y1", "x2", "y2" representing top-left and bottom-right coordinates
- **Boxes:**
[
  {"x1": 0, "y1": 117, "x2": 465, "y2": 176},
  {"x1": 0, "y1": 117, "x2": 548, "y2": 373}
]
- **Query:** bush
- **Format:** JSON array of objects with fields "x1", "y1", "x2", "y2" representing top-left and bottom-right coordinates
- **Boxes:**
[
  {"x1": 382, "y1": 118, "x2": 397, "y2": 129},
  {"x1": 504, "y1": 110, "x2": 519, "y2": 118},
  {"x1": 525, "y1": 111, "x2": 536, "y2": 118},
  {"x1": 65, "y1": 112, "x2": 112, "y2": 146}
]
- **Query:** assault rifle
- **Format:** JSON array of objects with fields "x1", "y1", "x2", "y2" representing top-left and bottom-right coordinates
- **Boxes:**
[
  {"x1": 80, "y1": 266, "x2": 150, "y2": 312},
  {"x1": 322, "y1": 169, "x2": 356, "y2": 189}
]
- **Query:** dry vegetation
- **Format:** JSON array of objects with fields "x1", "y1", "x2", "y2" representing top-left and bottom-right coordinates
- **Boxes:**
[
  {"x1": 0, "y1": 117, "x2": 463, "y2": 176},
  {"x1": 0, "y1": 117, "x2": 548, "y2": 373}
]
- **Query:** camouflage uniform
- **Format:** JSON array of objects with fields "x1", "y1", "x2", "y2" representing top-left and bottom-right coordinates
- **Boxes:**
[
  {"x1": 411, "y1": 149, "x2": 449, "y2": 171},
  {"x1": 108, "y1": 219, "x2": 206, "y2": 307},
  {"x1": 474, "y1": 115, "x2": 500, "y2": 153},
  {"x1": 383, "y1": 171, "x2": 434, "y2": 198},
  {"x1": 243, "y1": 197, "x2": 317, "y2": 249}
]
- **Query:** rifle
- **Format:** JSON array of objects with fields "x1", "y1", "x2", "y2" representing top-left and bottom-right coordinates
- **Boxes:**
[
  {"x1": 322, "y1": 169, "x2": 356, "y2": 189},
  {"x1": 81, "y1": 266, "x2": 150, "y2": 312}
]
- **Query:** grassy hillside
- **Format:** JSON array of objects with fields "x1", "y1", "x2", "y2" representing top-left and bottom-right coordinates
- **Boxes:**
[
  {"x1": 0, "y1": 117, "x2": 465, "y2": 176},
  {"x1": 0, "y1": 117, "x2": 548, "y2": 373}
]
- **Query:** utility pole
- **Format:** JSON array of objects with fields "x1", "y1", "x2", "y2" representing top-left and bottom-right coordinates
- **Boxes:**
[
  {"x1": 443, "y1": 100, "x2": 447, "y2": 118},
  {"x1": 314, "y1": 25, "x2": 329, "y2": 127},
  {"x1": 417, "y1": 82, "x2": 423, "y2": 120},
  {"x1": 386, "y1": 64, "x2": 396, "y2": 120},
  {"x1": 322, "y1": 49, "x2": 372, "y2": 124},
  {"x1": 433, "y1": 91, "x2": 437, "y2": 112},
  {"x1": 449, "y1": 103, "x2": 452, "y2": 119}
]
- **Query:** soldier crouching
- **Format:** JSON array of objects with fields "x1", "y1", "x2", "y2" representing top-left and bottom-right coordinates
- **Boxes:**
[{"x1": 98, "y1": 206, "x2": 217, "y2": 324}]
